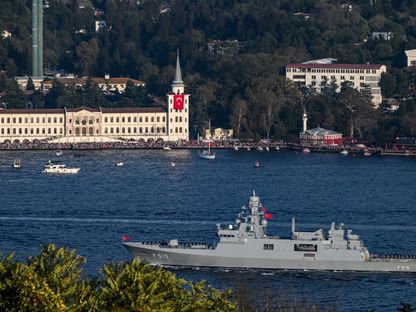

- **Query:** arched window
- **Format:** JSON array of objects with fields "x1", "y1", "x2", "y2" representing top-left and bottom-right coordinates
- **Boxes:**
[
  {"x1": 175, "y1": 116, "x2": 178, "y2": 122},
  {"x1": 179, "y1": 127, "x2": 182, "y2": 133},
  {"x1": 175, "y1": 127, "x2": 178, "y2": 133},
  {"x1": 139, "y1": 127, "x2": 142, "y2": 133},
  {"x1": 145, "y1": 127, "x2": 148, "y2": 133},
  {"x1": 110, "y1": 128, "x2": 114, "y2": 134},
  {"x1": 179, "y1": 117, "x2": 182, "y2": 122}
]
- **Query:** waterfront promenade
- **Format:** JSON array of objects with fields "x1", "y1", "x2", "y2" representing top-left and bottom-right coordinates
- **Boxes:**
[{"x1": 0, "y1": 139, "x2": 415, "y2": 156}]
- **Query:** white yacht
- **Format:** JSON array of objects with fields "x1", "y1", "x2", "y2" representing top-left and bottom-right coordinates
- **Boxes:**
[
  {"x1": 43, "y1": 161, "x2": 80, "y2": 174},
  {"x1": 340, "y1": 150, "x2": 349, "y2": 156},
  {"x1": 12, "y1": 158, "x2": 21, "y2": 169},
  {"x1": 163, "y1": 146, "x2": 171, "y2": 150}
]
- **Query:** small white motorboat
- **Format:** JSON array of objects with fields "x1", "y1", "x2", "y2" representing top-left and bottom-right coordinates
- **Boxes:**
[
  {"x1": 265, "y1": 147, "x2": 269, "y2": 152},
  {"x1": 233, "y1": 146, "x2": 239, "y2": 151},
  {"x1": 55, "y1": 150, "x2": 63, "y2": 156},
  {"x1": 12, "y1": 158, "x2": 21, "y2": 169},
  {"x1": 43, "y1": 161, "x2": 80, "y2": 174},
  {"x1": 116, "y1": 162, "x2": 124, "y2": 166},
  {"x1": 340, "y1": 150, "x2": 349, "y2": 156},
  {"x1": 364, "y1": 151, "x2": 371, "y2": 157},
  {"x1": 246, "y1": 146, "x2": 251, "y2": 151},
  {"x1": 275, "y1": 146, "x2": 280, "y2": 151},
  {"x1": 256, "y1": 146, "x2": 264, "y2": 152},
  {"x1": 163, "y1": 146, "x2": 171, "y2": 150},
  {"x1": 254, "y1": 160, "x2": 260, "y2": 168},
  {"x1": 302, "y1": 148, "x2": 311, "y2": 153},
  {"x1": 171, "y1": 162, "x2": 176, "y2": 167}
]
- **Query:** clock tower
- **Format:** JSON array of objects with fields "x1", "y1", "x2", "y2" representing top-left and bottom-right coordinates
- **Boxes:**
[{"x1": 167, "y1": 50, "x2": 189, "y2": 141}]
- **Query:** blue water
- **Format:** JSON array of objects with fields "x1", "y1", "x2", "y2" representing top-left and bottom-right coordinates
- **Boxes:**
[{"x1": 0, "y1": 149, "x2": 415, "y2": 311}]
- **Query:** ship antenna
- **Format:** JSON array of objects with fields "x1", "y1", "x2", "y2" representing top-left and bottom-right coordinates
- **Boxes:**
[{"x1": 252, "y1": 190, "x2": 256, "y2": 196}]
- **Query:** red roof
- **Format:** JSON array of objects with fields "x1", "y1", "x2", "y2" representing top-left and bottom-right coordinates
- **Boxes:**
[
  {"x1": 0, "y1": 108, "x2": 64, "y2": 114},
  {"x1": 101, "y1": 107, "x2": 165, "y2": 113},
  {"x1": 286, "y1": 63, "x2": 384, "y2": 70},
  {"x1": 0, "y1": 107, "x2": 165, "y2": 114}
]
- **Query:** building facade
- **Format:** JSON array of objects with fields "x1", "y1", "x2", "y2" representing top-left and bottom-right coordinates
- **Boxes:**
[
  {"x1": 300, "y1": 127, "x2": 343, "y2": 146},
  {"x1": 285, "y1": 63, "x2": 387, "y2": 106},
  {"x1": 0, "y1": 53, "x2": 189, "y2": 143},
  {"x1": 405, "y1": 49, "x2": 416, "y2": 67}
]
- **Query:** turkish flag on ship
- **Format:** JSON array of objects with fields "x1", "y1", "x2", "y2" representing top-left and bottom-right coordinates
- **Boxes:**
[
  {"x1": 173, "y1": 94, "x2": 185, "y2": 110},
  {"x1": 264, "y1": 213, "x2": 273, "y2": 219}
]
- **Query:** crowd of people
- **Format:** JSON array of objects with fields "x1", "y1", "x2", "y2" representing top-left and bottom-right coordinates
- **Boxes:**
[{"x1": 0, "y1": 139, "x2": 414, "y2": 156}]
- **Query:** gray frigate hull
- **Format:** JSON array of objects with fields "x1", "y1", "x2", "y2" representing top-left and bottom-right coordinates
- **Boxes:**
[{"x1": 123, "y1": 242, "x2": 416, "y2": 273}]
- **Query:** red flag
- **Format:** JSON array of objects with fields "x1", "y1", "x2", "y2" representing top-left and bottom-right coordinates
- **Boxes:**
[
  {"x1": 173, "y1": 94, "x2": 184, "y2": 110},
  {"x1": 122, "y1": 235, "x2": 129, "y2": 242},
  {"x1": 261, "y1": 207, "x2": 267, "y2": 212},
  {"x1": 264, "y1": 213, "x2": 272, "y2": 219}
]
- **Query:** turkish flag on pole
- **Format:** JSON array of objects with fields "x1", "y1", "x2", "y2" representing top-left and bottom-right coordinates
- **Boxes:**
[
  {"x1": 173, "y1": 94, "x2": 185, "y2": 110},
  {"x1": 264, "y1": 213, "x2": 272, "y2": 219}
]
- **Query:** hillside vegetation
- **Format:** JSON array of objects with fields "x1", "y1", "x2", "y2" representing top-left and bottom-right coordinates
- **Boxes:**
[{"x1": 1, "y1": 0, "x2": 416, "y2": 143}]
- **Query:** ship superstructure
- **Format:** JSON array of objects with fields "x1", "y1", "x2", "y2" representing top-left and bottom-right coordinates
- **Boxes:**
[{"x1": 123, "y1": 191, "x2": 416, "y2": 272}]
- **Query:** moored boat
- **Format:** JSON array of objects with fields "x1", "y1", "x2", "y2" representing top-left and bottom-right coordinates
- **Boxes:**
[
  {"x1": 254, "y1": 160, "x2": 260, "y2": 168},
  {"x1": 302, "y1": 148, "x2": 311, "y2": 153},
  {"x1": 12, "y1": 158, "x2": 21, "y2": 169},
  {"x1": 340, "y1": 150, "x2": 349, "y2": 156},
  {"x1": 124, "y1": 191, "x2": 416, "y2": 273},
  {"x1": 55, "y1": 150, "x2": 63, "y2": 156},
  {"x1": 199, "y1": 140, "x2": 215, "y2": 160}
]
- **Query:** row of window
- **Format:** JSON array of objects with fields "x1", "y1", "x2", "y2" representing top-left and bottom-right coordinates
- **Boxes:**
[
  {"x1": 288, "y1": 68, "x2": 378, "y2": 74},
  {"x1": 0, "y1": 117, "x2": 63, "y2": 124},
  {"x1": 0, "y1": 126, "x2": 188, "y2": 136},
  {"x1": 103, "y1": 126, "x2": 186, "y2": 134},
  {"x1": 1, "y1": 128, "x2": 63, "y2": 135},
  {"x1": 312, "y1": 75, "x2": 368, "y2": 81},
  {"x1": 1, "y1": 115, "x2": 187, "y2": 125},
  {"x1": 170, "y1": 108, "x2": 188, "y2": 113},
  {"x1": 103, "y1": 116, "x2": 166, "y2": 123}
]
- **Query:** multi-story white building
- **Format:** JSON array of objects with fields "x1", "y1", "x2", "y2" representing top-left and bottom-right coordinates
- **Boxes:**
[
  {"x1": 0, "y1": 52, "x2": 189, "y2": 143},
  {"x1": 285, "y1": 63, "x2": 387, "y2": 106}
]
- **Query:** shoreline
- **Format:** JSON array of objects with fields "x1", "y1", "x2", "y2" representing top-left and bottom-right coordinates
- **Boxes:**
[{"x1": 0, "y1": 142, "x2": 415, "y2": 157}]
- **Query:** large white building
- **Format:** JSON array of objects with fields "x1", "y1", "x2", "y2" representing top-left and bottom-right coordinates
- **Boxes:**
[
  {"x1": 285, "y1": 62, "x2": 387, "y2": 106},
  {"x1": 0, "y1": 52, "x2": 189, "y2": 143}
]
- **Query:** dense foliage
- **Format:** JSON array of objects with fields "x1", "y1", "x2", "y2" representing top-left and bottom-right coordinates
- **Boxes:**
[
  {"x1": 1, "y1": 0, "x2": 416, "y2": 143},
  {"x1": 0, "y1": 244, "x2": 235, "y2": 311}
]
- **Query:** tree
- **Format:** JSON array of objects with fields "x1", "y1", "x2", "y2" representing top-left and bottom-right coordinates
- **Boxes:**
[
  {"x1": 229, "y1": 96, "x2": 248, "y2": 137},
  {"x1": 26, "y1": 77, "x2": 35, "y2": 91}
]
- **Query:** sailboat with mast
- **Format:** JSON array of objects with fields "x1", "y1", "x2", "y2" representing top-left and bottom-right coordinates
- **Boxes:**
[{"x1": 199, "y1": 119, "x2": 216, "y2": 160}]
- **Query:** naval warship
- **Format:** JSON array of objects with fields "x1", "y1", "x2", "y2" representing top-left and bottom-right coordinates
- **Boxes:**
[{"x1": 123, "y1": 191, "x2": 416, "y2": 273}]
